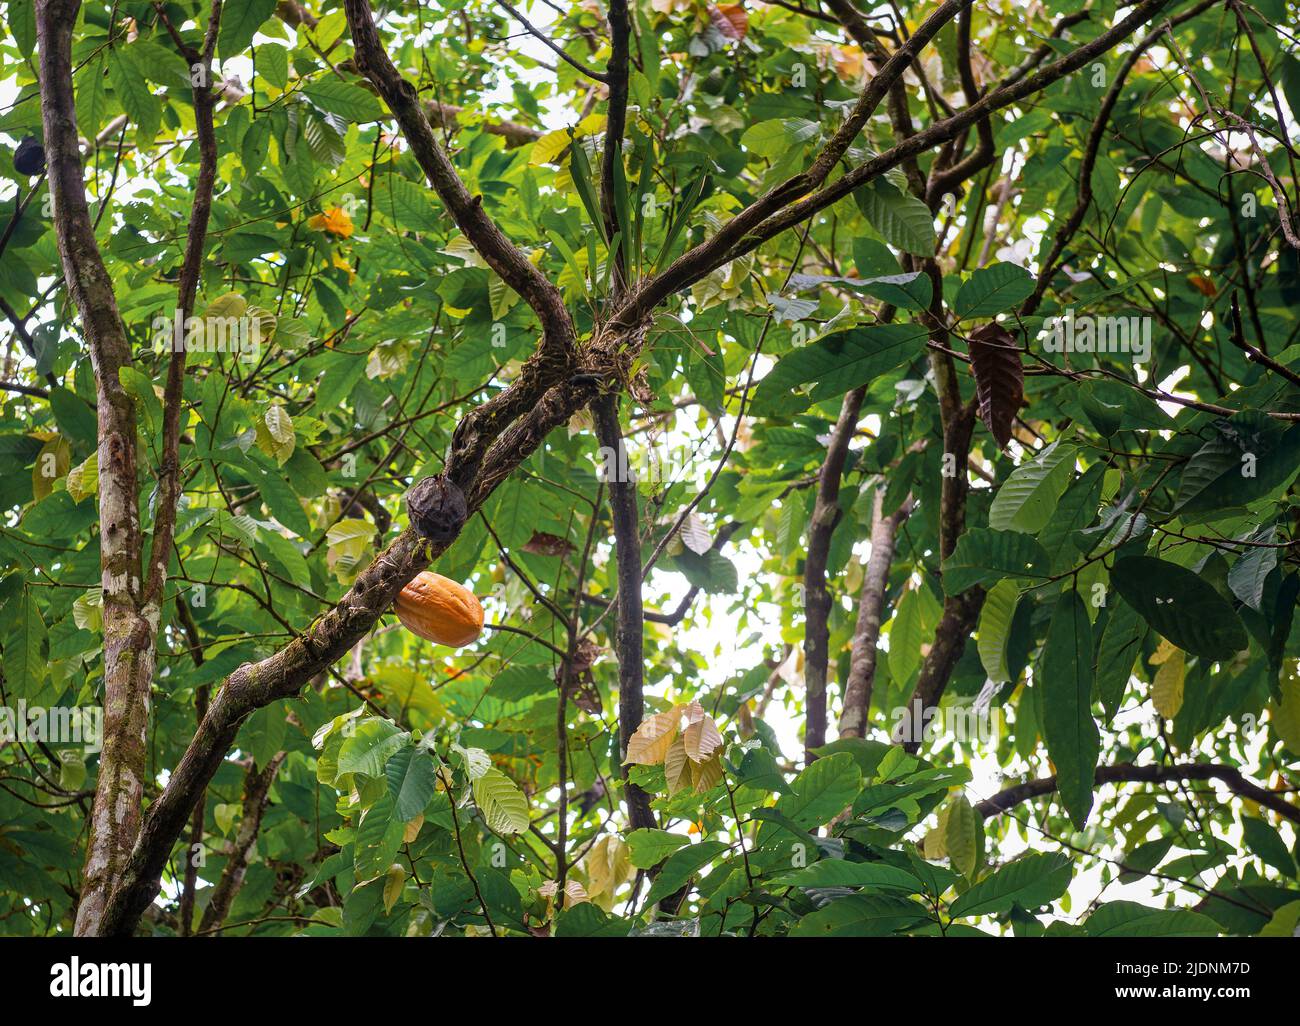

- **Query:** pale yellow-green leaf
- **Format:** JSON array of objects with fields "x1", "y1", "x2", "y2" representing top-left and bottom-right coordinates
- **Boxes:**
[
  {"x1": 264, "y1": 402, "x2": 294, "y2": 444},
  {"x1": 383, "y1": 863, "x2": 405, "y2": 914},
  {"x1": 65, "y1": 452, "x2": 98, "y2": 502},
  {"x1": 214, "y1": 802, "x2": 238, "y2": 835},
  {"x1": 254, "y1": 403, "x2": 295, "y2": 465},
  {"x1": 72, "y1": 588, "x2": 103, "y2": 632},
  {"x1": 977, "y1": 579, "x2": 1019, "y2": 683},
  {"x1": 922, "y1": 804, "x2": 950, "y2": 860},
  {"x1": 488, "y1": 273, "x2": 517, "y2": 322},
  {"x1": 472, "y1": 767, "x2": 530, "y2": 834},
  {"x1": 32, "y1": 435, "x2": 70, "y2": 500},
  {"x1": 1259, "y1": 899, "x2": 1300, "y2": 937},
  {"x1": 458, "y1": 745, "x2": 492, "y2": 780},
  {"x1": 203, "y1": 291, "x2": 247, "y2": 320},
  {"x1": 1272, "y1": 661, "x2": 1300, "y2": 753},
  {"x1": 944, "y1": 794, "x2": 979, "y2": 877},
  {"x1": 538, "y1": 878, "x2": 589, "y2": 911}
]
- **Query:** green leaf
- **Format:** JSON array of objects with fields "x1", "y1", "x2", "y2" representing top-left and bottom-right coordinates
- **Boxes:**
[
  {"x1": 954, "y1": 262, "x2": 1034, "y2": 318},
  {"x1": 1110, "y1": 556, "x2": 1248, "y2": 661},
  {"x1": 472, "y1": 768, "x2": 530, "y2": 834},
  {"x1": 109, "y1": 50, "x2": 161, "y2": 144},
  {"x1": 1240, "y1": 816, "x2": 1296, "y2": 877},
  {"x1": 1040, "y1": 590, "x2": 1098, "y2": 829},
  {"x1": 303, "y1": 80, "x2": 385, "y2": 122},
  {"x1": 642, "y1": 840, "x2": 729, "y2": 907},
  {"x1": 989, "y1": 441, "x2": 1077, "y2": 533},
  {"x1": 853, "y1": 178, "x2": 936, "y2": 255},
  {"x1": 337, "y1": 719, "x2": 410, "y2": 779},
  {"x1": 625, "y1": 829, "x2": 690, "y2": 868},
  {"x1": 1038, "y1": 463, "x2": 1105, "y2": 572},
  {"x1": 258, "y1": 44, "x2": 289, "y2": 91},
  {"x1": 790, "y1": 893, "x2": 931, "y2": 936},
  {"x1": 977, "y1": 579, "x2": 1020, "y2": 683},
  {"x1": 944, "y1": 794, "x2": 980, "y2": 877},
  {"x1": 373, "y1": 174, "x2": 441, "y2": 232},
  {"x1": 774, "y1": 752, "x2": 863, "y2": 829},
  {"x1": 246, "y1": 703, "x2": 286, "y2": 770},
  {"x1": 740, "y1": 117, "x2": 819, "y2": 158},
  {"x1": 1226, "y1": 527, "x2": 1278, "y2": 611},
  {"x1": 4, "y1": 587, "x2": 46, "y2": 699},
  {"x1": 385, "y1": 746, "x2": 440, "y2": 822},
  {"x1": 354, "y1": 795, "x2": 405, "y2": 883},
  {"x1": 1176, "y1": 423, "x2": 1300, "y2": 516},
  {"x1": 752, "y1": 324, "x2": 928, "y2": 415},
  {"x1": 769, "y1": 860, "x2": 924, "y2": 892},
  {"x1": 1094, "y1": 599, "x2": 1145, "y2": 720},
  {"x1": 942, "y1": 529, "x2": 1051, "y2": 595},
  {"x1": 1084, "y1": 901, "x2": 1219, "y2": 937},
  {"x1": 948, "y1": 852, "x2": 1073, "y2": 918},
  {"x1": 219, "y1": 0, "x2": 279, "y2": 59}
]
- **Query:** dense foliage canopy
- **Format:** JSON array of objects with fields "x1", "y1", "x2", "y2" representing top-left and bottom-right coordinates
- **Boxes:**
[{"x1": 1, "y1": 0, "x2": 1298, "y2": 938}]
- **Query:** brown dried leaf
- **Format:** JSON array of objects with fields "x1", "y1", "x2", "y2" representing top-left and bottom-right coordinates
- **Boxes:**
[
  {"x1": 521, "y1": 531, "x2": 575, "y2": 556},
  {"x1": 968, "y1": 322, "x2": 1024, "y2": 449},
  {"x1": 690, "y1": 753, "x2": 723, "y2": 794},
  {"x1": 663, "y1": 736, "x2": 692, "y2": 794},
  {"x1": 683, "y1": 713, "x2": 723, "y2": 763},
  {"x1": 623, "y1": 706, "x2": 682, "y2": 765},
  {"x1": 709, "y1": 3, "x2": 748, "y2": 40}
]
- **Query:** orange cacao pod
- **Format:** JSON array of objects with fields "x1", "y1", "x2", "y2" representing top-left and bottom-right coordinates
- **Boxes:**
[{"x1": 394, "y1": 571, "x2": 484, "y2": 647}]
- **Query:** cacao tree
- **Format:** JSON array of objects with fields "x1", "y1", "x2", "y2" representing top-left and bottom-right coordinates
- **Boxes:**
[{"x1": 0, "y1": 0, "x2": 1298, "y2": 938}]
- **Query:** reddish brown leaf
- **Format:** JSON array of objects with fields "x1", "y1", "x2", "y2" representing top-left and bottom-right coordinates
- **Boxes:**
[
  {"x1": 967, "y1": 322, "x2": 1024, "y2": 449},
  {"x1": 521, "y1": 531, "x2": 575, "y2": 556},
  {"x1": 709, "y1": 4, "x2": 748, "y2": 41}
]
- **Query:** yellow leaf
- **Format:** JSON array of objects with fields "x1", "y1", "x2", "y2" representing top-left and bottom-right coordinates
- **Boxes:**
[
  {"x1": 307, "y1": 205, "x2": 354, "y2": 237},
  {"x1": 1272, "y1": 660, "x2": 1300, "y2": 753},
  {"x1": 403, "y1": 815, "x2": 424, "y2": 844},
  {"x1": 32, "y1": 435, "x2": 70, "y2": 500},
  {"x1": 922, "y1": 804, "x2": 950, "y2": 860},
  {"x1": 530, "y1": 128, "x2": 570, "y2": 166},
  {"x1": 623, "y1": 705, "x2": 682, "y2": 766},
  {"x1": 383, "y1": 863, "x2": 404, "y2": 913},
  {"x1": 1152, "y1": 644, "x2": 1185, "y2": 718},
  {"x1": 1149, "y1": 636, "x2": 1178, "y2": 665}
]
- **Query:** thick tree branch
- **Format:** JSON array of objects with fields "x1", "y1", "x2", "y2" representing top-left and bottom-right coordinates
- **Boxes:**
[
  {"x1": 37, "y1": 0, "x2": 155, "y2": 937},
  {"x1": 344, "y1": 0, "x2": 572, "y2": 340},
  {"x1": 802, "y1": 385, "x2": 866, "y2": 763},
  {"x1": 144, "y1": 0, "x2": 222, "y2": 608},
  {"x1": 592, "y1": 393, "x2": 657, "y2": 831},
  {"x1": 925, "y1": 4, "x2": 994, "y2": 206},
  {"x1": 197, "y1": 753, "x2": 286, "y2": 935},
  {"x1": 895, "y1": 263, "x2": 981, "y2": 753},
  {"x1": 838, "y1": 488, "x2": 911, "y2": 740},
  {"x1": 599, "y1": 0, "x2": 631, "y2": 290},
  {"x1": 708, "y1": 0, "x2": 1177, "y2": 277},
  {"x1": 977, "y1": 762, "x2": 1300, "y2": 827},
  {"x1": 492, "y1": 0, "x2": 609, "y2": 82},
  {"x1": 608, "y1": 0, "x2": 972, "y2": 330}
]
